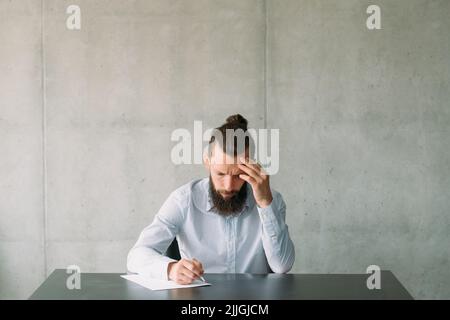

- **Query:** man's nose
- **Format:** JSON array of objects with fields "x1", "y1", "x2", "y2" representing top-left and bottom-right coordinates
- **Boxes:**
[{"x1": 224, "y1": 176, "x2": 234, "y2": 191}]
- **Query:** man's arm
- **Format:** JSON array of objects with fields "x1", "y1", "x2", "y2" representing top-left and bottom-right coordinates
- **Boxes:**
[
  {"x1": 127, "y1": 190, "x2": 185, "y2": 280},
  {"x1": 237, "y1": 157, "x2": 295, "y2": 273},
  {"x1": 257, "y1": 191, "x2": 295, "y2": 273}
]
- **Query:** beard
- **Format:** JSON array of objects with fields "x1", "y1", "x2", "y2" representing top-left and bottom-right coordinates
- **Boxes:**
[{"x1": 209, "y1": 176, "x2": 248, "y2": 216}]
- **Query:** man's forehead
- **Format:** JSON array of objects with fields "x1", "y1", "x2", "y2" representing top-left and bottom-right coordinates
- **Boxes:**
[{"x1": 212, "y1": 163, "x2": 243, "y2": 175}]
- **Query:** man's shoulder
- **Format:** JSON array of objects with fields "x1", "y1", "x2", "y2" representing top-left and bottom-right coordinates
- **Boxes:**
[
  {"x1": 170, "y1": 178, "x2": 208, "y2": 198},
  {"x1": 167, "y1": 178, "x2": 208, "y2": 211}
]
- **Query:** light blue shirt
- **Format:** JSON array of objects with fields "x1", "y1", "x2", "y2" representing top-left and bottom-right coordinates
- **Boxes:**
[{"x1": 127, "y1": 178, "x2": 295, "y2": 279}]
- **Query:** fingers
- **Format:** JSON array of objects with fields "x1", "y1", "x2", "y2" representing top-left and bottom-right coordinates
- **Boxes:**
[
  {"x1": 238, "y1": 157, "x2": 261, "y2": 172},
  {"x1": 238, "y1": 164, "x2": 263, "y2": 184},
  {"x1": 239, "y1": 173, "x2": 257, "y2": 186},
  {"x1": 181, "y1": 259, "x2": 203, "y2": 276},
  {"x1": 192, "y1": 258, "x2": 204, "y2": 274},
  {"x1": 174, "y1": 273, "x2": 193, "y2": 285},
  {"x1": 181, "y1": 268, "x2": 198, "y2": 281},
  {"x1": 181, "y1": 259, "x2": 204, "y2": 278},
  {"x1": 241, "y1": 157, "x2": 262, "y2": 169},
  {"x1": 238, "y1": 157, "x2": 267, "y2": 178},
  {"x1": 170, "y1": 258, "x2": 205, "y2": 285},
  {"x1": 172, "y1": 266, "x2": 197, "y2": 285}
]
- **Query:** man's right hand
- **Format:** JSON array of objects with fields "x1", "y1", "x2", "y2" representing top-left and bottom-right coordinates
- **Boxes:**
[{"x1": 167, "y1": 258, "x2": 204, "y2": 284}]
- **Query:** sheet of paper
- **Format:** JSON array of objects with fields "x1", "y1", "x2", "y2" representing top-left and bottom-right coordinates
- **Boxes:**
[{"x1": 121, "y1": 274, "x2": 211, "y2": 291}]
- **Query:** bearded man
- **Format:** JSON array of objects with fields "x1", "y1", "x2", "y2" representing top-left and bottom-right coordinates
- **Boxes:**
[{"x1": 127, "y1": 114, "x2": 295, "y2": 284}]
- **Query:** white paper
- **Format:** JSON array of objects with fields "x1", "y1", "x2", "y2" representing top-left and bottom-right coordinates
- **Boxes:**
[{"x1": 121, "y1": 274, "x2": 211, "y2": 291}]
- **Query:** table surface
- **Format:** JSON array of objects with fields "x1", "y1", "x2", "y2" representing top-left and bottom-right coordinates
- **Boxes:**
[{"x1": 29, "y1": 269, "x2": 413, "y2": 300}]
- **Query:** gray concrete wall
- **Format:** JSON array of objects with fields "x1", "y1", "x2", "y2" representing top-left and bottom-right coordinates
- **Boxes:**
[
  {"x1": 0, "y1": 0, "x2": 449, "y2": 299},
  {"x1": 0, "y1": 0, "x2": 45, "y2": 299},
  {"x1": 267, "y1": 0, "x2": 450, "y2": 300}
]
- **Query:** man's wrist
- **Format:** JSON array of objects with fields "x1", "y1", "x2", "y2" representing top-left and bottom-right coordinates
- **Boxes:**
[{"x1": 257, "y1": 195, "x2": 273, "y2": 208}]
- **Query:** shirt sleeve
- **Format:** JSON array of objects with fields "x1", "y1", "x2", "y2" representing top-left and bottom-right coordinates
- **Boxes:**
[
  {"x1": 257, "y1": 191, "x2": 295, "y2": 273},
  {"x1": 127, "y1": 189, "x2": 186, "y2": 280}
]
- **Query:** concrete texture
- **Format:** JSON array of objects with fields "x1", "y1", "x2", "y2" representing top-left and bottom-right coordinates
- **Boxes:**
[
  {"x1": 267, "y1": 0, "x2": 450, "y2": 299},
  {"x1": 0, "y1": 0, "x2": 45, "y2": 299},
  {"x1": 0, "y1": 0, "x2": 449, "y2": 299},
  {"x1": 43, "y1": 0, "x2": 265, "y2": 286}
]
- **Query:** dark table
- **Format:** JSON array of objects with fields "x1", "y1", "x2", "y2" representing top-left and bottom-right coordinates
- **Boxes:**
[{"x1": 29, "y1": 269, "x2": 413, "y2": 300}]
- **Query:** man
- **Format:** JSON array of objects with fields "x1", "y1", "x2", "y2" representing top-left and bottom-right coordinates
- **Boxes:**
[{"x1": 127, "y1": 114, "x2": 295, "y2": 284}]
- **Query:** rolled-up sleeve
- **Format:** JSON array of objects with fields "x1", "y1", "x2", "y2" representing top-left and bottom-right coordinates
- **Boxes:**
[
  {"x1": 257, "y1": 191, "x2": 295, "y2": 273},
  {"x1": 127, "y1": 190, "x2": 186, "y2": 280}
]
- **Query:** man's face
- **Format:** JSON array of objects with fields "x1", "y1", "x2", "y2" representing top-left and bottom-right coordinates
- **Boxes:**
[
  {"x1": 207, "y1": 145, "x2": 248, "y2": 215},
  {"x1": 210, "y1": 162, "x2": 246, "y2": 199}
]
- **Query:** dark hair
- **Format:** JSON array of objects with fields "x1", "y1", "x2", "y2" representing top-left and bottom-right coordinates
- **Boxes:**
[{"x1": 208, "y1": 114, "x2": 255, "y2": 158}]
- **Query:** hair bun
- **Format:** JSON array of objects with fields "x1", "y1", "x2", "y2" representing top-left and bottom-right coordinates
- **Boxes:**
[{"x1": 225, "y1": 114, "x2": 248, "y2": 130}]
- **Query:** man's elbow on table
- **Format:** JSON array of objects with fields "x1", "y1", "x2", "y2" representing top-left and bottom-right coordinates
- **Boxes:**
[
  {"x1": 126, "y1": 248, "x2": 140, "y2": 274},
  {"x1": 271, "y1": 262, "x2": 294, "y2": 274},
  {"x1": 269, "y1": 251, "x2": 295, "y2": 274}
]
